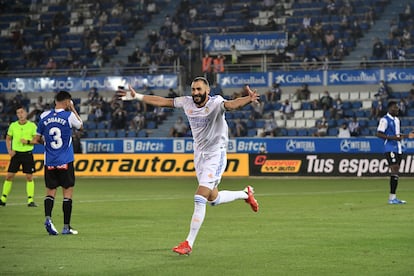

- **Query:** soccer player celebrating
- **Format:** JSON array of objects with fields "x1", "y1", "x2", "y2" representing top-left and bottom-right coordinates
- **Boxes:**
[
  {"x1": 118, "y1": 77, "x2": 259, "y2": 255},
  {"x1": 376, "y1": 101, "x2": 414, "y2": 204},
  {"x1": 33, "y1": 91, "x2": 83, "y2": 235}
]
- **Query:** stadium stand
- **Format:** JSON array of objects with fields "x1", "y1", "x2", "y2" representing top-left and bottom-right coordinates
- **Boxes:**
[{"x1": 0, "y1": 0, "x2": 413, "y2": 139}]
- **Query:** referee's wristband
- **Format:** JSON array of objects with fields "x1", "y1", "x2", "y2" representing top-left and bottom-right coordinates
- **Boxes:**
[{"x1": 27, "y1": 140, "x2": 31, "y2": 145}]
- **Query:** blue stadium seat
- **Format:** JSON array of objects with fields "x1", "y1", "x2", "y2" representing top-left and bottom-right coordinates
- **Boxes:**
[
  {"x1": 401, "y1": 119, "x2": 411, "y2": 126},
  {"x1": 246, "y1": 120, "x2": 256, "y2": 129},
  {"x1": 96, "y1": 122, "x2": 107, "y2": 129},
  {"x1": 358, "y1": 120, "x2": 368, "y2": 128},
  {"x1": 96, "y1": 130, "x2": 106, "y2": 138},
  {"x1": 146, "y1": 121, "x2": 157, "y2": 129},
  {"x1": 127, "y1": 130, "x2": 137, "y2": 137},
  {"x1": 368, "y1": 120, "x2": 379, "y2": 127},
  {"x1": 344, "y1": 110, "x2": 355, "y2": 117},
  {"x1": 247, "y1": 129, "x2": 257, "y2": 137},
  {"x1": 297, "y1": 129, "x2": 308, "y2": 136},
  {"x1": 87, "y1": 122, "x2": 97, "y2": 130},
  {"x1": 255, "y1": 120, "x2": 265, "y2": 128},
  {"x1": 86, "y1": 131, "x2": 97, "y2": 138},
  {"x1": 116, "y1": 129, "x2": 126, "y2": 137},
  {"x1": 352, "y1": 102, "x2": 362, "y2": 109},
  {"x1": 107, "y1": 130, "x2": 116, "y2": 138},
  {"x1": 137, "y1": 130, "x2": 147, "y2": 137},
  {"x1": 328, "y1": 128, "x2": 338, "y2": 136},
  {"x1": 360, "y1": 128, "x2": 370, "y2": 136},
  {"x1": 287, "y1": 129, "x2": 297, "y2": 136},
  {"x1": 280, "y1": 128, "x2": 288, "y2": 136}
]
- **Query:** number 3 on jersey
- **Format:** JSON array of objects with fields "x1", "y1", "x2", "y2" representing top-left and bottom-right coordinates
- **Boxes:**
[{"x1": 49, "y1": 127, "x2": 63, "y2": 149}]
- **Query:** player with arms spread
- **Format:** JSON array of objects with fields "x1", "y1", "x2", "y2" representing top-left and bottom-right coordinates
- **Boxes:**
[
  {"x1": 33, "y1": 90, "x2": 83, "y2": 235},
  {"x1": 118, "y1": 77, "x2": 259, "y2": 255}
]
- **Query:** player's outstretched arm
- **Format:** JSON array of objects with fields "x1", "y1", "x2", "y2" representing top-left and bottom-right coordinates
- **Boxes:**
[
  {"x1": 406, "y1": 130, "x2": 414, "y2": 139},
  {"x1": 117, "y1": 85, "x2": 174, "y2": 108},
  {"x1": 224, "y1": 85, "x2": 260, "y2": 111}
]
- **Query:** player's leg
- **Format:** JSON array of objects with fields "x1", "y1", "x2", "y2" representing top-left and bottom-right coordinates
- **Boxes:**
[
  {"x1": 45, "y1": 187, "x2": 57, "y2": 218},
  {"x1": 209, "y1": 186, "x2": 259, "y2": 212},
  {"x1": 187, "y1": 185, "x2": 210, "y2": 246},
  {"x1": 173, "y1": 185, "x2": 210, "y2": 255},
  {"x1": 61, "y1": 187, "x2": 77, "y2": 234},
  {"x1": 1, "y1": 154, "x2": 20, "y2": 206},
  {"x1": 387, "y1": 153, "x2": 405, "y2": 204},
  {"x1": 60, "y1": 162, "x2": 78, "y2": 235},
  {"x1": 44, "y1": 167, "x2": 59, "y2": 235},
  {"x1": 0, "y1": 172, "x2": 15, "y2": 206},
  {"x1": 22, "y1": 154, "x2": 37, "y2": 207},
  {"x1": 206, "y1": 149, "x2": 258, "y2": 211},
  {"x1": 173, "y1": 150, "x2": 218, "y2": 255},
  {"x1": 209, "y1": 187, "x2": 247, "y2": 205}
]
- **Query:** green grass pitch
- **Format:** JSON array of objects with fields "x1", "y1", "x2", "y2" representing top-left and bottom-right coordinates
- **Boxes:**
[{"x1": 0, "y1": 177, "x2": 413, "y2": 275}]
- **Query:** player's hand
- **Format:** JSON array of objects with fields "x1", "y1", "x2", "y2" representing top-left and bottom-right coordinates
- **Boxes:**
[
  {"x1": 408, "y1": 131, "x2": 414, "y2": 139},
  {"x1": 116, "y1": 86, "x2": 130, "y2": 100},
  {"x1": 68, "y1": 100, "x2": 75, "y2": 111},
  {"x1": 117, "y1": 85, "x2": 143, "y2": 101},
  {"x1": 246, "y1": 85, "x2": 260, "y2": 103}
]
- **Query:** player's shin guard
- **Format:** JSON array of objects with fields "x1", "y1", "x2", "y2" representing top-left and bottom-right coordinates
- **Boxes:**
[
  {"x1": 210, "y1": 190, "x2": 247, "y2": 206},
  {"x1": 26, "y1": 180, "x2": 35, "y2": 203},
  {"x1": 63, "y1": 198, "x2": 73, "y2": 225},
  {"x1": 186, "y1": 195, "x2": 207, "y2": 247},
  {"x1": 44, "y1": 196, "x2": 54, "y2": 217},
  {"x1": 390, "y1": 174, "x2": 399, "y2": 194},
  {"x1": 1, "y1": 180, "x2": 12, "y2": 203}
]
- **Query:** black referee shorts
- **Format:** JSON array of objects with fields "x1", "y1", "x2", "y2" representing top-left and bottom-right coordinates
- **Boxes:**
[{"x1": 7, "y1": 151, "x2": 35, "y2": 174}]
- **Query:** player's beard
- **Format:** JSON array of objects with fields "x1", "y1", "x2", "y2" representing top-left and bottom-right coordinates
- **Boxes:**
[{"x1": 192, "y1": 92, "x2": 207, "y2": 106}]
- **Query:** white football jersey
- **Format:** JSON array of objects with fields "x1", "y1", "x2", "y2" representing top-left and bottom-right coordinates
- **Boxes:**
[{"x1": 174, "y1": 95, "x2": 228, "y2": 152}]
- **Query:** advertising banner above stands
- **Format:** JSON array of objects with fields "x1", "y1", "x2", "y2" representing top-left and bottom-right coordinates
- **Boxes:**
[
  {"x1": 384, "y1": 68, "x2": 414, "y2": 84},
  {"x1": 0, "y1": 74, "x2": 178, "y2": 93},
  {"x1": 0, "y1": 69, "x2": 413, "y2": 93},
  {"x1": 217, "y1": 72, "x2": 269, "y2": 88},
  {"x1": 217, "y1": 68, "x2": 414, "y2": 88},
  {"x1": 203, "y1": 32, "x2": 287, "y2": 54},
  {"x1": 3, "y1": 138, "x2": 414, "y2": 154},
  {"x1": 326, "y1": 69, "x2": 380, "y2": 85},
  {"x1": 271, "y1": 70, "x2": 324, "y2": 87}
]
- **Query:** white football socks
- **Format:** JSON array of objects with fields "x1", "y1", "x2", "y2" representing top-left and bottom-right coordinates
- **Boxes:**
[
  {"x1": 210, "y1": 190, "x2": 248, "y2": 206},
  {"x1": 186, "y1": 195, "x2": 207, "y2": 247}
]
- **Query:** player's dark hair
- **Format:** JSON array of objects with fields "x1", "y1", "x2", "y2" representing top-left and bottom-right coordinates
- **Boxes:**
[
  {"x1": 14, "y1": 104, "x2": 24, "y2": 111},
  {"x1": 55, "y1": 90, "x2": 72, "y2": 102},
  {"x1": 192, "y1": 76, "x2": 209, "y2": 87},
  {"x1": 387, "y1": 101, "x2": 398, "y2": 108}
]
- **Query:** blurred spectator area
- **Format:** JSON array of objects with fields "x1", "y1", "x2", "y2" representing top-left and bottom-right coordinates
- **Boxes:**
[
  {"x1": 1, "y1": 86, "x2": 414, "y2": 139},
  {"x1": 224, "y1": 88, "x2": 414, "y2": 138},
  {"x1": 0, "y1": 0, "x2": 412, "y2": 75},
  {"x1": 0, "y1": 0, "x2": 153, "y2": 72}
]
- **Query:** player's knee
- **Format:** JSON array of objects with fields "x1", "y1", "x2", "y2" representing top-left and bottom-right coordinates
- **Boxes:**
[
  {"x1": 209, "y1": 194, "x2": 220, "y2": 206},
  {"x1": 194, "y1": 194, "x2": 207, "y2": 205}
]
